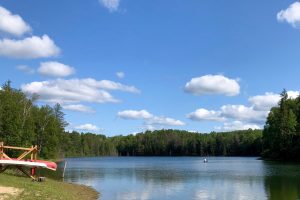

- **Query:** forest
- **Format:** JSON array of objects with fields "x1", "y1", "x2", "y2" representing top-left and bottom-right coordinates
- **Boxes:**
[
  {"x1": 62, "y1": 129, "x2": 262, "y2": 157},
  {"x1": 0, "y1": 82, "x2": 299, "y2": 160}
]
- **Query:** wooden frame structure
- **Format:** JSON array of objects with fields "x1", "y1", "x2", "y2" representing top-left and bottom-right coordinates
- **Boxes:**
[{"x1": 0, "y1": 142, "x2": 38, "y2": 180}]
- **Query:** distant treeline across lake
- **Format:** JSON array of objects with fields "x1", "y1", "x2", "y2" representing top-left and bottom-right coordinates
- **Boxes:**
[
  {"x1": 0, "y1": 82, "x2": 299, "y2": 160},
  {"x1": 62, "y1": 129, "x2": 262, "y2": 157}
]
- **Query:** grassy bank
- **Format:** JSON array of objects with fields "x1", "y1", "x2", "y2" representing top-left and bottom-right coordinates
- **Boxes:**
[{"x1": 0, "y1": 172, "x2": 99, "y2": 200}]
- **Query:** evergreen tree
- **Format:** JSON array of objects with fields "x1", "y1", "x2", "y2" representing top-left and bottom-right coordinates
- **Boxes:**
[{"x1": 263, "y1": 89, "x2": 300, "y2": 160}]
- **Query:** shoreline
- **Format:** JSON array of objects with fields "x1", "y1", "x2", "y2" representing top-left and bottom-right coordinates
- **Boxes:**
[{"x1": 0, "y1": 172, "x2": 99, "y2": 200}]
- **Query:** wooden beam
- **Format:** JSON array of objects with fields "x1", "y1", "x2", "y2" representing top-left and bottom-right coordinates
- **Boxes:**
[
  {"x1": 17, "y1": 148, "x2": 35, "y2": 160},
  {"x1": 2, "y1": 152, "x2": 11, "y2": 160},
  {"x1": 16, "y1": 166, "x2": 36, "y2": 181},
  {"x1": 3, "y1": 146, "x2": 32, "y2": 151}
]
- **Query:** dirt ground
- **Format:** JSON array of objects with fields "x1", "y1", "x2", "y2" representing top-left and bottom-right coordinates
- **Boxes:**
[{"x1": 0, "y1": 186, "x2": 23, "y2": 200}]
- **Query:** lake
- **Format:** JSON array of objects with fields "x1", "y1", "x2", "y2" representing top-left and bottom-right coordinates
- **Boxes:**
[{"x1": 63, "y1": 157, "x2": 300, "y2": 200}]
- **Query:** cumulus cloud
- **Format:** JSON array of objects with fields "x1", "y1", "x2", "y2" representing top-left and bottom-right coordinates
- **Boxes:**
[
  {"x1": 228, "y1": 92, "x2": 297, "y2": 119},
  {"x1": 184, "y1": 75, "x2": 240, "y2": 96},
  {"x1": 187, "y1": 108, "x2": 224, "y2": 122},
  {"x1": 0, "y1": 35, "x2": 60, "y2": 59},
  {"x1": 74, "y1": 123, "x2": 99, "y2": 132},
  {"x1": 0, "y1": 7, "x2": 60, "y2": 59},
  {"x1": 99, "y1": 0, "x2": 120, "y2": 12},
  {"x1": 116, "y1": 71, "x2": 125, "y2": 79},
  {"x1": 220, "y1": 104, "x2": 268, "y2": 123},
  {"x1": 143, "y1": 124, "x2": 156, "y2": 131},
  {"x1": 63, "y1": 104, "x2": 95, "y2": 113},
  {"x1": 38, "y1": 61, "x2": 75, "y2": 77},
  {"x1": 248, "y1": 92, "x2": 280, "y2": 111},
  {"x1": 215, "y1": 121, "x2": 261, "y2": 132},
  {"x1": 117, "y1": 110, "x2": 153, "y2": 119},
  {"x1": 0, "y1": 6, "x2": 31, "y2": 36},
  {"x1": 188, "y1": 105, "x2": 268, "y2": 124},
  {"x1": 277, "y1": 2, "x2": 300, "y2": 28},
  {"x1": 249, "y1": 91, "x2": 299, "y2": 111},
  {"x1": 287, "y1": 90, "x2": 300, "y2": 99},
  {"x1": 16, "y1": 65, "x2": 35, "y2": 74},
  {"x1": 188, "y1": 90, "x2": 300, "y2": 131},
  {"x1": 118, "y1": 109, "x2": 185, "y2": 128},
  {"x1": 21, "y1": 78, "x2": 139, "y2": 104},
  {"x1": 97, "y1": 80, "x2": 140, "y2": 93},
  {"x1": 147, "y1": 116, "x2": 185, "y2": 126}
]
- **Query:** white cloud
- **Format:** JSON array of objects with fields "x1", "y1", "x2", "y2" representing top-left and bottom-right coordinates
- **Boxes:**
[
  {"x1": 143, "y1": 124, "x2": 156, "y2": 131},
  {"x1": 74, "y1": 123, "x2": 99, "y2": 132},
  {"x1": 184, "y1": 75, "x2": 240, "y2": 96},
  {"x1": 16, "y1": 65, "x2": 35, "y2": 74},
  {"x1": 38, "y1": 61, "x2": 75, "y2": 77},
  {"x1": 0, "y1": 35, "x2": 60, "y2": 59},
  {"x1": 277, "y1": 2, "x2": 300, "y2": 28},
  {"x1": 188, "y1": 105, "x2": 268, "y2": 124},
  {"x1": 249, "y1": 91, "x2": 299, "y2": 111},
  {"x1": 248, "y1": 92, "x2": 280, "y2": 111},
  {"x1": 117, "y1": 110, "x2": 153, "y2": 119},
  {"x1": 99, "y1": 0, "x2": 120, "y2": 12},
  {"x1": 0, "y1": 6, "x2": 31, "y2": 36},
  {"x1": 287, "y1": 90, "x2": 300, "y2": 99},
  {"x1": 215, "y1": 121, "x2": 261, "y2": 132},
  {"x1": 96, "y1": 80, "x2": 140, "y2": 93},
  {"x1": 187, "y1": 108, "x2": 224, "y2": 122},
  {"x1": 220, "y1": 104, "x2": 268, "y2": 123},
  {"x1": 118, "y1": 109, "x2": 185, "y2": 128},
  {"x1": 21, "y1": 78, "x2": 139, "y2": 104},
  {"x1": 147, "y1": 116, "x2": 185, "y2": 126},
  {"x1": 63, "y1": 104, "x2": 95, "y2": 113},
  {"x1": 188, "y1": 90, "x2": 300, "y2": 131},
  {"x1": 116, "y1": 71, "x2": 125, "y2": 79}
]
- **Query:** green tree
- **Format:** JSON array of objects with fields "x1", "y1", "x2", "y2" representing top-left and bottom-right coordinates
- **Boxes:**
[{"x1": 263, "y1": 89, "x2": 299, "y2": 160}]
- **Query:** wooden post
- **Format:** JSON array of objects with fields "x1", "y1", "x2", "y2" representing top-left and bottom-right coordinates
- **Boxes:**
[
  {"x1": 34, "y1": 145, "x2": 37, "y2": 161},
  {"x1": 31, "y1": 145, "x2": 33, "y2": 160},
  {"x1": 0, "y1": 142, "x2": 3, "y2": 160},
  {"x1": 62, "y1": 161, "x2": 67, "y2": 178}
]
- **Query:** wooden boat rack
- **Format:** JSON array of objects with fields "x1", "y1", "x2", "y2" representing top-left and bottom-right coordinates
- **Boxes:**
[{"x1": 0, "y1": 142, "x2": 38, "y2": 180}]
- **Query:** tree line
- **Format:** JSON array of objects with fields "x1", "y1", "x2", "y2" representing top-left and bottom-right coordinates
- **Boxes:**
[
  {"x1": 0, "y1": 81, "x2": 298, "y2": 160},
  {"x1": 61, "y1": 129, "x2": 262, "y2": 157},
  {"x1": 111, "y1": 129, "x2": 262, "y2": 156}
]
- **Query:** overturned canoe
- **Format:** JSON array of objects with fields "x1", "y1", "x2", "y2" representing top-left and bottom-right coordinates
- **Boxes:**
[{"x1": 0, "y1": 159, "x2": 57, "y2": 171}]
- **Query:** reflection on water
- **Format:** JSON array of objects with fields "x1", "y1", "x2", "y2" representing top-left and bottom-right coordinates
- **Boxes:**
[
  {"x1": 263, "y1": 162, "x2": 300, "y2": 200},
  {"x1": 63, "y1": 157, "x2": 300, "y2": 200}
]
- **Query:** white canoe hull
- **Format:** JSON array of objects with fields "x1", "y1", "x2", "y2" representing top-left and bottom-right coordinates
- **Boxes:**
[{"x1": 0, "y1": 160, "x2": 48, "y2": 168}]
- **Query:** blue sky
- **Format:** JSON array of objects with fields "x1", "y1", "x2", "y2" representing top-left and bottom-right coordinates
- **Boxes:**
[{"x1": 0, "y1": 0, "x2": 300, "y2": 136}]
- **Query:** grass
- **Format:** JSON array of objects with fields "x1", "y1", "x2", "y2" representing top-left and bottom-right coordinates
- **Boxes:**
[{"x1": 0, "y1": 171, "x2": 99, "y2": 200}]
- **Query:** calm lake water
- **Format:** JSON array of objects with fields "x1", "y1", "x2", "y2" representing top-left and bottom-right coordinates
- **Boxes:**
[{"x1": 63, "y1": 157, "x2": 300, "y2": 200}]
